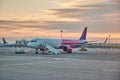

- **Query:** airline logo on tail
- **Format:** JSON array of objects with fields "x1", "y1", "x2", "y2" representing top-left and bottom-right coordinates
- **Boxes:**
[{"x1": 79, "y1": 27, "x2": 87, "y2": 40}]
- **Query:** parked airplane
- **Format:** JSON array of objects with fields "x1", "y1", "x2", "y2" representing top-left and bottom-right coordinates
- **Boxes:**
[
  {"x1": 86, "y1": 36, "x2": 111, "y2": 48},
  {"x1": 27, "y1": 27, "x2": 87, "y2": 54},
  {"x1": 1, "y1": 38, "x2": 16, "y2": 47},
  {"x1": 1, "y1": 38, "x2": 27, "y2": 47}
]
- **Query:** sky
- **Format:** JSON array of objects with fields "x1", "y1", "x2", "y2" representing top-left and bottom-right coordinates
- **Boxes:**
[{"x1": 0, "y1": 0, "x2": 120, "y2": 43}]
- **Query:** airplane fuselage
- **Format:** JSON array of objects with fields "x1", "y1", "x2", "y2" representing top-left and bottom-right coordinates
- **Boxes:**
[{"x1": 27, "y1": 38, "x2": 82, "y2": 49}]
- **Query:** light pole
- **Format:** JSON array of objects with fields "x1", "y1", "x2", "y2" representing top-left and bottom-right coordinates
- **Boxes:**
[
  {"x1": 109, "y1": 35, "x2": 111, "y2": 43},
  {"x1": 60, "y1": 30, "x2": 63, "y2": 39}
]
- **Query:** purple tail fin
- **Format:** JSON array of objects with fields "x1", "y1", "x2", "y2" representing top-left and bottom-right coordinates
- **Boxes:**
[{"x1": 79, "y1": 27, "x2": 87, "y2": 40}]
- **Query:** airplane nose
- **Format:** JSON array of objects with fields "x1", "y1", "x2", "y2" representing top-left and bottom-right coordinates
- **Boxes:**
[{"x1": 27, "y1": 42, "x2": 31, "y2": 47}]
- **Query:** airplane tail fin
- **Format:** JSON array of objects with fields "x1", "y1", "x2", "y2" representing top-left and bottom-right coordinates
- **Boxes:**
[
  {"x1": 79, "y1": 27, "x2": 87, "y2": 40},
  {"x1": 104, "y1": 37, "x2": 108, "y2": 43},
  {"x1": 3, "y1": 37, "x2": 8, "y2": 44}
]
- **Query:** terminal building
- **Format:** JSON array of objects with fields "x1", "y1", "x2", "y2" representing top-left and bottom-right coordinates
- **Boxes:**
[{"x1": 85, "y1": 43, "x2": 120, "y2": 49}]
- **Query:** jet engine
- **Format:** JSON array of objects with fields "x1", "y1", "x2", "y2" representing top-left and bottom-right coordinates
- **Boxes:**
[{"x1": 63, "y1": 45, "x2": 72, "y2": 53}]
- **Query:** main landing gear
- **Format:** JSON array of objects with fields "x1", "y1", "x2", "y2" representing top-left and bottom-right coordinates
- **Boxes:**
[
  {"x1": 35, "y1": 49, "x2": 38, "y2": 54},
  {"x1": 35, "y1": 48, "x2": 47, "y2": 54}
]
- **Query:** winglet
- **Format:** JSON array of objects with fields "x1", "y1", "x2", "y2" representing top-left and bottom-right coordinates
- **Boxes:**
[{"x1": 79, "y1": 27, "x2": 87, "y2": 40}]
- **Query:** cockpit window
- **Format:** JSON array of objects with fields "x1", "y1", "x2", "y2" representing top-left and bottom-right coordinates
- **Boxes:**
[{"x1": 31, "y1": 40, "x2": 37, "y2": 42}]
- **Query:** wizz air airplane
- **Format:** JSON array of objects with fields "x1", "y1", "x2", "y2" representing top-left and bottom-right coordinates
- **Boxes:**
[{"x1": 27, "y1": 27, "x2": 87, "y2": 54}]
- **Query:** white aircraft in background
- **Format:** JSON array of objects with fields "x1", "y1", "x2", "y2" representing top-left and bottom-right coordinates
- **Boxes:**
[
  {"x1": 27, "y1": 27, "x2": 87, "y2": 54},
  {"x1": 0, "y1": 38, "x2": 16, "y2": 47},
  {"x1": 1, "y1": 38, "x2": 27, "y2": 47}
]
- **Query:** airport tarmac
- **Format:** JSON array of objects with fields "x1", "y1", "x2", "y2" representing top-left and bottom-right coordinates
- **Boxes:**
[{"x1": 0, "y1": 47, "x2": 120, "y2": 80}]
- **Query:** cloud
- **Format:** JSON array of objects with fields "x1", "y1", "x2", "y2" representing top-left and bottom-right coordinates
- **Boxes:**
[
  {"x1": 0, "y1": 20, "x2": 51, "y2": 31},
  {"x1": 50, "y1": 0, "x2": 119, "y2": 20},
  {"x1": 0, "y1": 0, "x2": 120, "y2": 42},
  {"x1": 51, "y1": 0, "x2": 109, "y2": 8},
  {"x1": 45, "y1": 0, "x2": 120, "y2": 33}
]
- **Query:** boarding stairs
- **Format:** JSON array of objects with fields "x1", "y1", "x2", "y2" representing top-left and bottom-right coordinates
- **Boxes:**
[{"x1": 45, "y1": 45, "x2": 60, "y2": 55}]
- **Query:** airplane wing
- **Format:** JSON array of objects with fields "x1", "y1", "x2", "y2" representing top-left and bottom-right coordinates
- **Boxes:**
[
  {"x1": 45, "y1": 44, "x2": 60, "y2": 55},
  {"x1": 1, "y1": 43, "x2": 27, "y2": 47}
]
